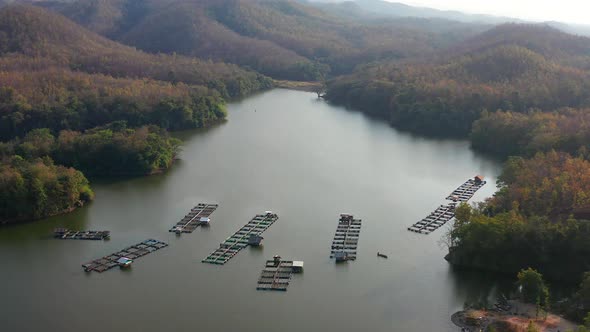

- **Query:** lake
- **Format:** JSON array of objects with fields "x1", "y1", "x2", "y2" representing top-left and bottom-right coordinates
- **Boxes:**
[{"x1": 0, "y1": 89, "x2": 504, "y2": 332}]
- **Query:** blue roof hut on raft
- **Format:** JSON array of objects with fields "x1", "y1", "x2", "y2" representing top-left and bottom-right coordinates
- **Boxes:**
[{"x1": 248, "y1": 234, "x2": 264, "y2": 246}]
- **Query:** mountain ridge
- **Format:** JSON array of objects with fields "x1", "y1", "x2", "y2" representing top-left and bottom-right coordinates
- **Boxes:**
[
  {"x1": 304, "y1": 0, "x2": 590, "y2": 36},
  {"x1": 35, "y1": 0, "x2": 486, "y2": 79},
  {"x1": 325, "y1": 23, "x2": 590, "y2": 136},
  {"x1": 0, "y1": 4, "x2": 272, "y2": 97}
]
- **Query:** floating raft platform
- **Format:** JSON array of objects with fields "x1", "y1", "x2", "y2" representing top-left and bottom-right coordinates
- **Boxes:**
[
  {"x1": 408, "y1": 176, "x2": 487, "y2": 235},
  {"x1": 54, "y1": 228, "x2": 110, "y2": 240},
  {"x1": 446, "y1": 177, "x2": 487, "y2": 202},
  {"x1": 330, "y1": 214, "x2": 362, "y2": 261},
  {"x1": 81, "y1": 239, "x2": 168, "y2": 273},
  {"x1": 169, "y1": 203, "x2": 218, "y2": 233},
  {"x1": 202, "y1": 212, "x2": 279, "y2": 265},
  {"x1": 407, "y1": 203, "x2": 457, "y2": 234},
  {"x1": 256, "y1": 258, "x2": 296, "y2": 291}
]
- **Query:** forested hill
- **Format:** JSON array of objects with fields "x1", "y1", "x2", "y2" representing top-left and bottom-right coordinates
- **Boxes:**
[
  {"x1": 38, "y1": 0, "x2": 484, "y2": 79},
  {"x1": 0, "y1": 4, "x2": 271, "y2": 98},
  {"x1": 0, "y1": 4, "x2": 269, "y2": 223},
  {"x1": 306, "y1": 0, "x2": 513, "y2": 24},
  {"x1": 0, "y1": 4, "x2": 274, "y2": 140},
  {"x1": 446, "y1": 23, "x2": 590, "y2": 68},
  {"x1": 325, "y1": 24, "x2": 590, "y2": 137}
]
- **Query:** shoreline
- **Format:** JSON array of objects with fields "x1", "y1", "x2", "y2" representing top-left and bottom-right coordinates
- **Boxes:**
[
  {"x1": 273, "y1": 80, "x2": 323, "y2": 92},
  {"x1": 452, "y1": 300, "x2": 577, "y2": 332},
  {"x1": 0, "y1": 203, "x2": 86, "y2": 226}
]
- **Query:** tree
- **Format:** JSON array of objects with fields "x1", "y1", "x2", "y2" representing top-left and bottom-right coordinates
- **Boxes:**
[
  {"x1": 577, "y1": 273, "x2": 590, "y2": 311},
  {"x1": 455, "y1": 203, "x2": 472, "y2": 225},
  {"x1": 517, "y1": 268, "x2": 550, "y2": 310},
  {"x1": 0, "y1": 157, "x2": 93, "y2": 223},
  {"x1": 17, "y1": 128, "x2": 55, "y2": 159},
  {"x1": 568, "y1": 313, "x2": 590, "y2": 332},
  {"x1": 314, "y1": 80, "x2": 327, "y2": 98},
  {"x1": 527, "y1": 321, "x2": 540, "y2": 332}
]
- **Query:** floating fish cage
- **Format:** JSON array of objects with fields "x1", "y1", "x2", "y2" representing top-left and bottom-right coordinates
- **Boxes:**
[
  {"x1": 330, "y1": 214, "x2": 362, "y2": 262},
  {"x1": 169, "y1": 203, "x2": 218, "y2": 234},
  {"x1": 81, "y1": 239, "x2": 168, "y2": 273},
  {"x1": 202, "y1": 212, "x2": 279, "y2": 265}
]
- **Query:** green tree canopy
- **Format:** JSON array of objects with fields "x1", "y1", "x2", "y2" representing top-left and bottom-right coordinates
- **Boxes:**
[
  {"x1": 517, "y1": 268, "x2": 549, "y2": 307},
  {"x1": 577, "y1": 273, "x2": 590, "y2": 312}
]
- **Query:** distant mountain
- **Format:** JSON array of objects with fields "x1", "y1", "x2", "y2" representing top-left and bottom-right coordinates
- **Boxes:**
[
  {"x1": 0, "y1": 4, "x2": 271, "y2": 97},
  {"x1": 118, "y1": 0, "x2": 318, "y2": 80},
  {"x1": 545, "y1": 21, "x2": 590, "y2": 37},
  {"x1": 305, "y1": 0, "x2": 590, "y2": 37},
  {"x1": 9, "y1": 0, "x2": 590, "y2": 38},
  {"x1": 39, "y1": 0, "x2": 484, "y2": 80},
  {"x1": 447, "y1": 23, "x2": 590, "y2": 69},
  {"x1": 303, "y1": 0, "x2": 517, "y2": 24},
  {"x1": 325, "y1": 23, "x2": 590, "y2": 136}
]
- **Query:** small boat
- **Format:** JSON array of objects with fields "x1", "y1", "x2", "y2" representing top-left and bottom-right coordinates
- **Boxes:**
[
  {"x1": 117, "y1": 257, "x2": 133, "y2": 268},
  {"x1": 173, "y1": 226, "x2": 183, "y2": 235},
  {"x1": 377, "y1": 252, "x2": 388, "y2": 259}
]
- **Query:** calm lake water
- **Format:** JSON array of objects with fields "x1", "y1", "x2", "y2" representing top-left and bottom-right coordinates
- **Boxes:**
[{"x1": 0, "y1": 89, "x2": 504, "y2": 332}]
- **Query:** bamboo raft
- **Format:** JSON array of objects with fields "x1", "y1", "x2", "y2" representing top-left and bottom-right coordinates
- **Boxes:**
[
  {"x1": 169, "y1": 203, "x2": 218, "y2": 233},
  {"x1": 54, "y1": 228, "x2": 110, "y2": 240},
  {"x1": 408, "y1": 176, "x2": 486, "y2": 235},
  {"x1": 330, "y1": 214, "x2": 362, "y2": 261},
  {"x1": 407, "y1": 203, "x2": 457, "y2": 234},
  {"x1": 256, "y1": 257, "x2": 296, "y2": 292},
  {"x1": 445, "y1": 178, "x2": 487, "y2": 202},
  {"x1": 202, "y1": 212, "x2": 279, "y2": 265},
  {"x1": 81, "y1": 239, "x2": 168, "y2": 273}
]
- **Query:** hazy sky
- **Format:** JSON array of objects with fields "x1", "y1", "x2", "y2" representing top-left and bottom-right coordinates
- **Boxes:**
[{"x1": 399, "y1": 0, "x2": 590, "y2": 25}]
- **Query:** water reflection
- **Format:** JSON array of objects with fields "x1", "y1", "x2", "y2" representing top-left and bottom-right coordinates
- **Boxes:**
[
  {"x1": 449, "y1": 266, "x2": 514, "y2": 309},
  {"x1": 0, "y1": 203, "x2": 91, "y2": 244}
]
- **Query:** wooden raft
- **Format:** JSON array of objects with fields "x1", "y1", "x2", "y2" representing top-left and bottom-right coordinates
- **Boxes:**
[
  {"x1": 169, "y1": 203, "x2": 218, "y2": 233},
  {"x1": 445, "y1": 178, "x2": 487, "y2": 202},
  {"x1": 407, "y1": 203, "x2": 457, "y2": 234},
  {"x1": 202, "y1": 212, "x2": 279, "y2": 265},
  {"x1": 408, "y1": 176, "x2": 487, "y2": 235},
  {"x1": 54, "y1": 228, "x2": 110, "y2": 240},
  {"x1": 256, "y1": 259, "x2": 295, "y2": 291},
  {"x1": 81, "y1": 239, "x2": 168, "y2": 273},
  {"x1": 330, "y1": 214, "x2": 362, "y2": 261}
]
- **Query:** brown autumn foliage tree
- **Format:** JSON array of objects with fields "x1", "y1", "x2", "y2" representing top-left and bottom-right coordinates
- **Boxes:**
[{"x1": 471, "y1": 108, "x2": 590, "y2": 158}]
